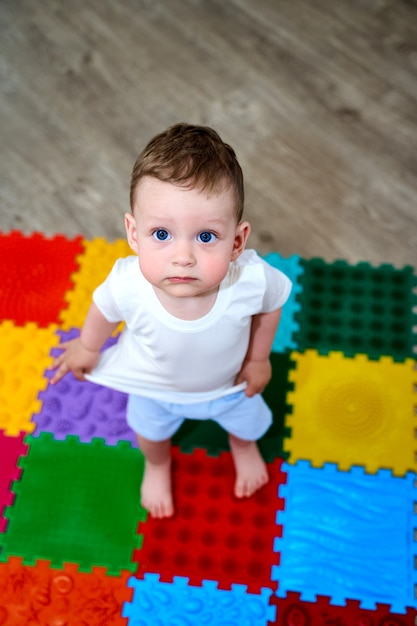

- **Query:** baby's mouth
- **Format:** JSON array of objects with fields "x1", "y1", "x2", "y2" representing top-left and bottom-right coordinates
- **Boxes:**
[{"x1": 167, "y1": 276, "x2": 197, "y2": 283}]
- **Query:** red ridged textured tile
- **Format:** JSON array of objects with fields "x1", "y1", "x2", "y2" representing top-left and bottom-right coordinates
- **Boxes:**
[
  {"x1": 134, "y1": 447, "x2": 286, "y2": 593},
  {"x1": 0, "y1": 231, "x2": 84, "y2": 326},
  {"x1": 269, "y1": 591, "x2": 416, "y2": 626}
]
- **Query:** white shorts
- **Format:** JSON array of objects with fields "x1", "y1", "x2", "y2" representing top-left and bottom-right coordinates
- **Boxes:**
[{"x1": 126, "y1": 390, "x2": 272, "y2": 442}]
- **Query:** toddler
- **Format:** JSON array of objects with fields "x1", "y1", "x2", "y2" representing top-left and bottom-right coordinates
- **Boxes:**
[{"x1": 52, "y1": 123, "x2": 292, "y2": 518}]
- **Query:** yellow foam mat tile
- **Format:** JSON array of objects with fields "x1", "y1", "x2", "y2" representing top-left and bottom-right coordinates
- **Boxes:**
[
  {"x1": 0, "y1": 321, "x2": 58, "y2": 435},
  {"x1": 285, "y1": 350, "x2": 416, "y2": 476},
  {"x1": 59, "y1": 237, "x2": 131, "y2": 329}
]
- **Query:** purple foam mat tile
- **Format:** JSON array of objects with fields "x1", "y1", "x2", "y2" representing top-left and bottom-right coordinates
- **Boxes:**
[{"x1": 33, "y1": 329, "x2": 138, "y2": 447}]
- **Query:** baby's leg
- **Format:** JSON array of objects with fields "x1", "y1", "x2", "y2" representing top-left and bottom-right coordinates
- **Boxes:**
[
  {"x1": 228, "y1": 433, "x2": 269, "y2": 498},
  {"x1": 136, "y1": 435, "x2": 174, "y2": 518}
]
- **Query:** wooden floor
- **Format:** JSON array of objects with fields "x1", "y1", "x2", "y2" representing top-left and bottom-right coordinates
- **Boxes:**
[{"x1": 1, "y1": 0, "x2": 417, "y2": 270}]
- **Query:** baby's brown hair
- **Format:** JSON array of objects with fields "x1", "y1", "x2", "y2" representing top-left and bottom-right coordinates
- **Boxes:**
[{"x1": 130, "y1": 123, "x2": 244, "y2": 222}]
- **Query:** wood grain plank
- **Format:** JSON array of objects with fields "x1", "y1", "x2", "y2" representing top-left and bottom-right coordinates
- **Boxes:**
[{"x1": 0, "y1": 0, "x2": 416, "y2": 269}]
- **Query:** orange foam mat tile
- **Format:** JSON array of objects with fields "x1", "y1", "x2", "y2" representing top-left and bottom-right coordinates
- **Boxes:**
[{"x1": 0, "y1": 557, "x2": 132, "y2": 625}]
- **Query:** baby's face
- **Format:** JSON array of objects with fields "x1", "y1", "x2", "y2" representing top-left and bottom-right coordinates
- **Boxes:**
[{"x1": 125, "y1": 176, "x2": 249, "y2": 301}]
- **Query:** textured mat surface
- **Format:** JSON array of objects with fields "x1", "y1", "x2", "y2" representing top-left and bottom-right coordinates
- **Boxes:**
[{"x1": 0, "y1": 231, "x2": 415, "y2": 625}]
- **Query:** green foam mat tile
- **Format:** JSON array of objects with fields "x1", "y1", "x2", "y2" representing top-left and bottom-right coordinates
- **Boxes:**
[
  {"x1": 0, "y1": 434, "x2": 146, "y2": 574},
  {"x1": 294, "y1": 258, "x2": 416, "y2": 361}
]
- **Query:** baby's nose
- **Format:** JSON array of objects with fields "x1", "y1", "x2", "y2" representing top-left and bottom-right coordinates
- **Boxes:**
[{"x1": 172, "y1": 240, "x2": 196, "y2": 266}]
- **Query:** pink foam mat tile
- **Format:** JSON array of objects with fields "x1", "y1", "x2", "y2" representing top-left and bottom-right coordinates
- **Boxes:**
[{"x1": 0, "y1": 431, "x2": 29, "y2": 532}]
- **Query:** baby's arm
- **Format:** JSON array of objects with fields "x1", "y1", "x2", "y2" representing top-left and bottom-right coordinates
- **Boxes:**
[
  {"x1": 51, "y1": 302, "x2": 120, "y2": 384},
  {"x1": 236, "y1": 308, "x2": 282, "y2": 397}
]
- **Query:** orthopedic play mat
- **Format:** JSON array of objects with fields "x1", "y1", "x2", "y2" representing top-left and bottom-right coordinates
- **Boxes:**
[{"x1": 0, "y1": 230, "x2": 415, "y2": 625}]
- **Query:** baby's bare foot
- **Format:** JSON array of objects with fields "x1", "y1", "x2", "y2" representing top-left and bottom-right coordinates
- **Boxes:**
[
  {"x1": 141, "y1": 459, "x2": 174, "y2": 518},
  {"x1": 229, "y1": 437, "x2": 269, "y2": 498}
]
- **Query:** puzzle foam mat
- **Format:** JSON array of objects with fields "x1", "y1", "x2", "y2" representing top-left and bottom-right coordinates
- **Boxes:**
[{"x1": 0, "y1": 231, "x2": 416, "y2": 625}]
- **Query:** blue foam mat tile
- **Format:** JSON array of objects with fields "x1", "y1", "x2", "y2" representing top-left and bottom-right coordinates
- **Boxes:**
[
  {"x1": 262, "y1": 253, "x2": 304, "y2": 352},
  {"x1": 273, "y1": 461, "x2": 416, "y2": 613},
  {"x1": 122, "y1": 574, "x2": 275, "y2": 625}
]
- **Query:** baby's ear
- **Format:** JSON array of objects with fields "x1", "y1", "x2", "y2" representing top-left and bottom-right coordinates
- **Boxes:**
[
  {"x1": 231, "y1": 221, "x2": 251, "y2": 261},
  {"x1": 125, "y1": 213, "x2": 139, "y2": 254}
]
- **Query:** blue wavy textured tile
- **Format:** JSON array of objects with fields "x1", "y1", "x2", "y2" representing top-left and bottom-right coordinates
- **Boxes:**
[
  {"x1": 273, "y1": 462, "x2": 416, "y2": 613},
  {"x1": 263, "y1": 253, "x2": 303, "y2": 352},
  {"x1": 123, "y1": 574, "x2": 276, "y2": 625}
]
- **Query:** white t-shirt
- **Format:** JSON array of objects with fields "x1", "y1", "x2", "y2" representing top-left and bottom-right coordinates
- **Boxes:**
[{"x1": 86, "y1": 249, "x2": 292, "y2": 402}]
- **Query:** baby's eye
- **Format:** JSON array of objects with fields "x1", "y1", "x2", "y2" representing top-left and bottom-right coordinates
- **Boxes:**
[
  {"x1": 197, "y1": 231, "x2": 217, "y2": 244},
  {"x1": 152, "y1": 229, "x2": 171, "y2": 241}
]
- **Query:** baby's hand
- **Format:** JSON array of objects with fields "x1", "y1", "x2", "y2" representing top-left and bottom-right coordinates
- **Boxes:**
[
  {"x1": 235, "y1": 358, "x2": 272, "y2": 397},
  {"x1": 50, "y1": 338, "x2": 100, "y2": 384}
]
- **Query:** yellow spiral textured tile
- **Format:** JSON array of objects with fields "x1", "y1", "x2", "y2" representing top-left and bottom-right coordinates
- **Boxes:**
[{"x1": 285, "y1": 350, "x2": 416, "y2": 476}]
